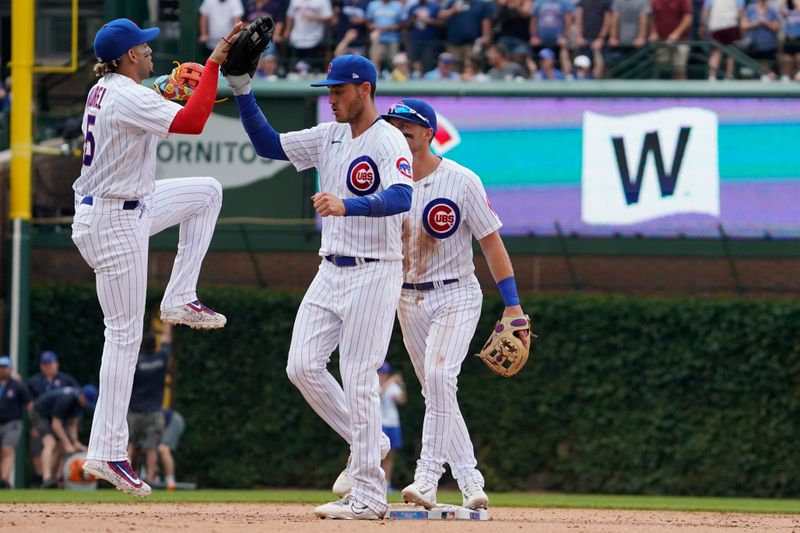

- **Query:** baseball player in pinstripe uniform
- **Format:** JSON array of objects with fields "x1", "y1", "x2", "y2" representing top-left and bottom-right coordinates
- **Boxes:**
[
  {"x1": 382, "y1": 99, "x2": 530, "y2": 511},
  {"x1": 225, "y1": 55, "x2": 413, "y2": 519},
  {"x1": 73, "y1": 19, "x2": 242, "y2": 497}
]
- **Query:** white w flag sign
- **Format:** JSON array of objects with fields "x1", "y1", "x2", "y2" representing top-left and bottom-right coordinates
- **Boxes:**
[{"x1": 581, "y1": 107, "x2": 719, "y2": 226}]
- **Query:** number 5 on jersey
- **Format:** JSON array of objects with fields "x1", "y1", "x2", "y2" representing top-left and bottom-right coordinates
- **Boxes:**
[{"x1": 83, "y1": 114, "x2": 96, "y2": 167}]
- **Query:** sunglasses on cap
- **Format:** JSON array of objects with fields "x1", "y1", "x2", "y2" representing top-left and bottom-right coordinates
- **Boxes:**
[{"x1": 388, "y1": 103, "x2": 430, "y2": 125}]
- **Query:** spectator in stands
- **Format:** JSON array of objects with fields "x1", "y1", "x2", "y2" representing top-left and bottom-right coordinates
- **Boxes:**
[
  {"x1": 158, "y1": 409, "x2": 186, "y2": 491},
  {"x1": 366, "y1": 0, "x2": 405, "y2": 70},
  {"x1": 575, "y1": 0, "x2": 613, "y2": 79},
  {"x1": 332, "y1": 0, "x2": 370, "y2": 56},
  {"x1": 287, "y1": 59, "x2": 314, "y2": 79},
  {"x1": 247, "y1": 0, "x2": 287, "y2": 57},
  {"x1": 256, "y1": 54, "x2": 282, "y2": 79},
  {"x1": 438, "y1": 0, "x2": 495, "y2": 66},
  {"x1": 609, "y1": 0, "x2": 650, "y2": 64},
  {"x1": 495, "y1": 0, "x2": 534, "y2": 65},
  {"x1": 405, "y1": 0, "x2": 444, "y2": 72},
  {"x1": 387, "y1": 51, "x2": 413, "y2": 80},
  {"x1": 26, "y1": 350, "x2": 78, "y2": 485},
  {"x1": 780, "y1": 0, "x2": 800, "y2": 80},
  {"x1": 33, "y1": 385, "x2": 97, "y2": 488},
  {"x1": 285, "y1": 0, "x2": 334, "y2": 71},
  {"x1": 461, "y1": 54, "x2": 490, "y2": 79},
  {"x1": 531, "y1": 46, "x2": 566, "y2": 78},
  {"x1": 571, "y1": 53, "x2": 595, "y2": 78},
  {"x1": 424, "y1": 51, "x2": 461, "y2": 78},
  {"x1": 127, "y1": 326, "x2": 171, "y2": 485},
  {"x1": 378, "y1": 362, "x2": 406, "y2": 492},
  {"x1": 743, "y1": 0, "x2": 780, "y2": 79},
  {"x1": 530, "y1": 0, "x2": 575, "y2": 75},
  {"x1": 486, "y1": 43, "x2": 528, "y2": 78},
  {"x1": 199, "y1": 0, "x2": 246, "y2": 56},
  {"x1": 649, "y1": 0, "x2": 693, "y2": 79},
  {"x1": 701, "y1": 0, "x2": 744, "y2": 80},
  {"x1": 0, "y1": 355, "x2": 32, "y2": 489}
]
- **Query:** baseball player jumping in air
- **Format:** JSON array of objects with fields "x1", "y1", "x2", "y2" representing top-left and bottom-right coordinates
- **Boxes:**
[
  {"x1": 225, "y1": 54, "x2": 413, "y2": 520},
  {"x1": 73, "y1": 19, "x2": 241, "y2": 497},
  {"x1": 383, "y1": 99, "x2": 530, "y2": 511}
]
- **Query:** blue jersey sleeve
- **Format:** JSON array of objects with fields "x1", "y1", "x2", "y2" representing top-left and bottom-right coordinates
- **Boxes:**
[
  {"x1": 234, "y1": 93, "x2": 289, "y2": 161},
  {"x1": 343, "y1": 183, "x2": 412, "y2": 217}
]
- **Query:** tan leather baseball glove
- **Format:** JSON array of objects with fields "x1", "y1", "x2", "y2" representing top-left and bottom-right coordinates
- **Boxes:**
[{"x1": 476, "y1": 315, "x2": 533, "y2": 377}]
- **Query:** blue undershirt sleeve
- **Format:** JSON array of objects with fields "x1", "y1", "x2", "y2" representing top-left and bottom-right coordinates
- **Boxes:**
[
  {"x1": 342, "y1": 183, "x2": 412, "y2": 217},
  {"x1": 234, "y1": 93, "x2": 288, "y2": 161}
]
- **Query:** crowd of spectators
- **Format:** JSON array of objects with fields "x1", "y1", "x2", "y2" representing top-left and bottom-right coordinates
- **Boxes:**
[{"x1": 199, "y1": 0, "x2": 800, "y2": 81}]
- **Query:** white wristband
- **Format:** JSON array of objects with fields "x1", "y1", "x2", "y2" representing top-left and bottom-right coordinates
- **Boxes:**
[{"x1": 226, "y1": 74, "x2": 252, "y2": 96}]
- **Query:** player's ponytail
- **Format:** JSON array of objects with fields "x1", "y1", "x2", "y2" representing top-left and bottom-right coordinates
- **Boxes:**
[{"x1": 93, "y1": 58, "x2": 120, "y2": 78}]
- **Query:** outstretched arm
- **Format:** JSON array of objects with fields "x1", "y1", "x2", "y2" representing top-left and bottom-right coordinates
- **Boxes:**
[
  {"x1": 169, "y1": 22, "x2": 244, "y2": 134},
  {"x1": 234, "y1": 92, "x2": 289, "y2": 160}
]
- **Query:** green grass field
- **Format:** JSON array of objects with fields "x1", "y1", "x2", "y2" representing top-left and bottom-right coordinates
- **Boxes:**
[{"x1": 2, "y1": 489, "x2": 800, "y2": 514}]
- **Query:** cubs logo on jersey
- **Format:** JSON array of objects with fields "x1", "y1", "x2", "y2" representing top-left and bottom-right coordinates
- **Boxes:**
[
  {"x1": 422, "y1": 198, "x2": 460, "y2": 239},
  {"x1": 396, "y1": 157, "x2": 413, "y2": 180},
  {"x1": 346, "y1": 155, "x2": 381, "y2": 196}
]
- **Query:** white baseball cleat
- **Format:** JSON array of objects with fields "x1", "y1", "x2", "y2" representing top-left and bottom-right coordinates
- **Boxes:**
[
  {"x1": 332, "y1": 468, "x2": 354, "y2": 498},
  {"x1": 314, "y1": 496, "x2": 383, "y2": 520},
  {"x1": 332, "y1": 442, "x2": 390, "y2": 497},
  {"x1": 462, "y1": 485, "x2": 489, "y2": 509},
  {"x1": 161, "y1": 300, "x2": 226, "y2": 329},
  {"x1": 82, "y1": 459, "x2": 152, "y2": 498},
  {"x1": 401, "y1": 480, "x2": 438, "y2": 509}
]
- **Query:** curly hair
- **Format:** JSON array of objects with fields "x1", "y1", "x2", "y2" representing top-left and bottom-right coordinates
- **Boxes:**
[{"x1": 93, "y1": 58, "x2": 120, "y2": 77}]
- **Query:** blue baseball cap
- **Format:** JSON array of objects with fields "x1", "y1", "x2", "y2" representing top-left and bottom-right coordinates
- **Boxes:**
[
  {"x1": 81, "y1": 385, "x2": 99, "y2": 411},
  {"x1": 378, "y1": 362, "x2": 392, "y2": 374},
  {"x1": 310, "y1": 55, "x2": 377, "y2": 87},
  {"x1": 40, "y1": 350, "x2": 58, "y2": 364},
  {"x1": 94, "y1": 18, "x2": 160, "y2": 62},
  {"x1": 382, "y1": 98, "x2": 438, "y2": 135},
  {"x1": 538, "y1": 48, "x2": 555, "y2": 60},
  {"x1": 0, "y1": 355, "x2": 10, "y2": 367}
]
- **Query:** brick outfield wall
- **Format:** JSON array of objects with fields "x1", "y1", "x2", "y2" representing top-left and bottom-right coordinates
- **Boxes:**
[{"x1": 33, "y1": 248, "x2": 800, "y2": 297}]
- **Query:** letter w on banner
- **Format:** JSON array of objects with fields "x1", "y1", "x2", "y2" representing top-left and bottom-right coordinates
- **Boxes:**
[{"x1": 581, "y1": 108, "x2": 719, "y2": 226}]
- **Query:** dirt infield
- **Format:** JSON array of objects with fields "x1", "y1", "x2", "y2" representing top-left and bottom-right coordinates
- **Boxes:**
[{"x1": 3, "y1": 503, "x2": 800, "y2": 532}]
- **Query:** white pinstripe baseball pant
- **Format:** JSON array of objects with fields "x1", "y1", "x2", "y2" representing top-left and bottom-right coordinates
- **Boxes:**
[
  {"x1": 286, "y1": 259, "x2": 403, "y2": 516},
  {"x1": 71, "y1": 177, "x2": 222, "y2": 461},
  {"x1": 397, "y1": 276, "x2": 486, "y2": 490}
]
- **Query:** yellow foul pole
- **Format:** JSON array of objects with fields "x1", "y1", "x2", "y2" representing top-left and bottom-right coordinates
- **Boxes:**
[{"x1": 10, "y1": 0, "x2": 33, "y2": 220}]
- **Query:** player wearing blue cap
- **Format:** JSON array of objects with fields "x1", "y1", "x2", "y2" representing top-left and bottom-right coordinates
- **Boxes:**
[
  {"x1": 382, "y1": 98, "x2": 529, "y2": 511},
  {"x1": 226, "y1": 55, "x2": 414, "y2": 519},
  {"x1": 75, "y1": 18, "x2": 243, "y2": 498}
]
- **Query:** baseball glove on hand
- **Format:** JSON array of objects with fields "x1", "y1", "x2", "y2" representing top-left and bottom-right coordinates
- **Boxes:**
[
  {"x1": 221, "y1": 16, "x2": 275, "y2": 77},
  {"x1": 153, "y1": 61, "x2": 204, "y2": 102},
  {"x1": 476, "y1": 315, "x2": 533, "y2": 377}
]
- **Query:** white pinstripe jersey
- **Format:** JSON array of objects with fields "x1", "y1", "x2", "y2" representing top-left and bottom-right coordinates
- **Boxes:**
[
  {"x1": 73, "y1": 73, "x2": 182, "y2": 199},
  {"x1": 281, "y1": 119, "x2": 413, "y2": 260},
  {"x1": 402, "y1": 157, "x2": 502, "y2": 284}
]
